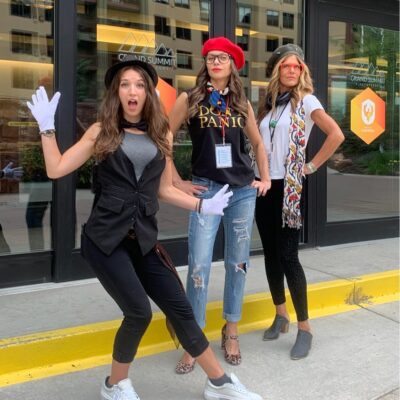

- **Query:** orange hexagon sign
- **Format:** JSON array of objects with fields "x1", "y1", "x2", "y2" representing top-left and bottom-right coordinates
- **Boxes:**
[
  {"x1": 156, "y1": 77, "x2": 177, "y2": 115},
  {"x1": 350, "y1": 87, "x2": 385, "y2": 144}
]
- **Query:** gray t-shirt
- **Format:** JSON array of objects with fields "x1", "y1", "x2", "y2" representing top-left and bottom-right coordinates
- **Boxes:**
[{"x1": 121, "y1": 131, "x2": 158, "y2": 181}]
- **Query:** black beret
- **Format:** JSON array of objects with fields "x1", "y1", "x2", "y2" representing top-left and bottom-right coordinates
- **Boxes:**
[
  {"x1": 104, "y1": 54, "x2": 158, "y2": 88},
  {"x1": 266, "y1": 44, "x2": 305, "y2": 78}
]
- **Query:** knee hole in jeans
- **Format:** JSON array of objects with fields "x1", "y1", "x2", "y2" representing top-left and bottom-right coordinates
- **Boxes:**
[
  {"x1": 191, "y1": 266, "x2": 205, "y2": 289},
  {"x1": 235, "y1": 262, "x2": 247, "y2": 274}
]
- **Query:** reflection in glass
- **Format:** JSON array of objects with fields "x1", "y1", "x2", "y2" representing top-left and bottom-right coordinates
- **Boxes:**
[
  {"x1": 0, "y1": 0, "x2": 54, "y2": 254},
  {"x1": 327, "y1": 22, "x2": 399, "y2": 222},
  {"x1": 75, "y1": 0, "x2": 210, "y2": 248},
  {"x1": 235, "y1": 0, "x2": 303, "y2": 249}
]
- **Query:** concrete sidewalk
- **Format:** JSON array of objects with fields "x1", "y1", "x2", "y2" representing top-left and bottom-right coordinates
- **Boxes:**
[
  {"x1": 0, "y1": 238, "x2": 399, "y2": 399},
  {"x1": 0, "y1": 302, "x2": 398, "y2": 400}
]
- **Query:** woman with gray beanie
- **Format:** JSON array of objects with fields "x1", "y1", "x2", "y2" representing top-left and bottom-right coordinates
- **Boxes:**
[{"x1": 255, "y1": 44, "x2": 344, "y2": 359}]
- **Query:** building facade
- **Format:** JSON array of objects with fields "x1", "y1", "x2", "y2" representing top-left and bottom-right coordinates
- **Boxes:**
[{"x1": 0, "y1": 0, "x2": 398, "y2": 288}]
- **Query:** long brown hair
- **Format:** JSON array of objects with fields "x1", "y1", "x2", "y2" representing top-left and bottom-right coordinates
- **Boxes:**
[
  {"x1": 187, "y1": 61, "x2": 248, "y2": 121},
  {"x1": 95, "y1": 66, "x2": 171, "y2": 160},
  {"x1": 257, "y1": 55, "x2": 314, "y2": 124}
]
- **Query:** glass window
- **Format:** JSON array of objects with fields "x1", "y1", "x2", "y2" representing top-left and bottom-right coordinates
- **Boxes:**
[
  {"x1": 283, "y1": 12, "x2": 294, "y2": 29},
  {"x1": 238, "y1": 5, "x2": 251, "y2": 25},
  {"x1": 199, "y1": 0, "x2": 209, "y2": 20},
  {"x1": 327, "y1": 22, "x2": 399, "y2": 221},
  {"x1": 283, "y1": 0, "x2": 294, "y2": 4},
  {"x1": 237, "y1": 34, "x2": 249, "y2": 51},
  {"x1": 266, "y1": 10, "x2": 279, "y2": 27},
  {"x1": 0, "y1": 1, "x2": 54, "y2": 255},
  {"x1": 236, "y1": 0, "x2": 304, "y2": 250},
  {"x1": 155, "y1": 16, "x2": 171, "y2": 36},
  {"x1": 177, "y1": 50, "x2": 193, "y2": 69},
  {"x1": 239, "y1": 61, "x2": 249, "y2": 77},
  {"x1": 176, "y1": 24, "x2": 191, "y2": 40},
  {"x1": 10, "y1": 0, "x2": 31, "y2": 18},
  {"x1": 282, "y1": 37, "x2": 294, "y2": 45},
  {"x1": 175, "y1": 0, "x2": 190, "y2": 7},
  {"x1": 266, "y1": 36, "x2": 279, "y2": 52},
  {"x1": 11, "y1": 30, "x2": 35, "y2": 55},
  {"x1": 75, "y1": 0, "x2": 210, "y2": 248}
]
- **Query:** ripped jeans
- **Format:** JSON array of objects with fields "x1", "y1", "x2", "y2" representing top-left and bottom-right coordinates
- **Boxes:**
[{"x1": 186, "y1": 176, "x2": 257, "y2": 328}]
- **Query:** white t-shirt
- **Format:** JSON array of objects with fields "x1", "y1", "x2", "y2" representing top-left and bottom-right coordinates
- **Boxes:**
[{"x1": 256, "y1": 94, "x2": 324, "y2": 179}]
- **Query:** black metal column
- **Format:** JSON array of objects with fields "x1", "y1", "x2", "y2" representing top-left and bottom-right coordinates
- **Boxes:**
[
  {"x1": 210, "y1": 0, "x2": 236, "y2": 40},
  {"x1": 52, "y1": 0, "x2": 77, "y2": 281}
]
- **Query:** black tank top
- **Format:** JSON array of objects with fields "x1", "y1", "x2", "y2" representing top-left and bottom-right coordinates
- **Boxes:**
[{"x1": 188, "y1": 93, "x2": 254, "y2": 187}]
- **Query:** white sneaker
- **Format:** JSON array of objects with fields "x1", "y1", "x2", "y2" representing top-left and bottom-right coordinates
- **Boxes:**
[
  {"x1": 100, "y1": 377, "x2": 140, "y2": 400},
  {"x1": 204, "y1": 373, "x2": 263, "y2": 400}
]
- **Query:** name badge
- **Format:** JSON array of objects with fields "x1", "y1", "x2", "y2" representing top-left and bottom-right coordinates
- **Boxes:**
[{"x1": 215, "y1": 144, "x2": 233, "y2": 169}]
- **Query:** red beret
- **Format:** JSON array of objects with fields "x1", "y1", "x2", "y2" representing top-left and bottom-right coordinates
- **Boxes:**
[{"x1": 202, "y1": 37, "x2": 245, "y2": 70}]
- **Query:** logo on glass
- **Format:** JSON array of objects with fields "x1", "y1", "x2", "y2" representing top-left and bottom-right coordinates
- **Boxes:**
[{"x1": 351, "y1": 87, "x2": 385, "y2": 144}]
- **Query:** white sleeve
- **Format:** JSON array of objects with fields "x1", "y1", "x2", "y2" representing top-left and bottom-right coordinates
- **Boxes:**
[{"x1": 303, "y1": 94, "x2": 324, "y2": 117}]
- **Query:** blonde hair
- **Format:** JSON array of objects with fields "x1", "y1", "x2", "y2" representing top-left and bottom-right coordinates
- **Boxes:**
[{"x1": 257, "y1": 55, "x2": 314, "y2": 124}]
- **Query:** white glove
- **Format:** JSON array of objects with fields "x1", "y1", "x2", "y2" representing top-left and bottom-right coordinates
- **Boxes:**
[
  {"x1": 201, "y1": 184, "x2": 233, "y2": 216},
  {"x1": 26, "y1": 86, "x2": 61, "y2": 132},
  {"x1": 2, "y1": 162, "x2": 23, "y2": 181}
]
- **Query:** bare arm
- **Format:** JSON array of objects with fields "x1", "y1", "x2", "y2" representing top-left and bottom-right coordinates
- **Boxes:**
[
  {"x1": 244, "y1": 101, "x2": 271, "y2": 196},
  {"x1": 40, "y1": 123, "x2": 99, "y2": 179},
  {"x1": 305, "y1": 109, "x2": 345, "y2": 174}
]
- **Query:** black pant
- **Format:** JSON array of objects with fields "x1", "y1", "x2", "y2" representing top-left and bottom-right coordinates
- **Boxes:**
[
  {"x1": 81, "y1": 232, "x2": 209, "y2": 363},
  {"x1": 255, "y1": 179, "x2": 309, "y2": 322}
]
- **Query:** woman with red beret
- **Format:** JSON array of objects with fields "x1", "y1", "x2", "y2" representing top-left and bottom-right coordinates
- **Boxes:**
[{"x1": 169, "y1": 37, "x2": 271, "y2": 374}]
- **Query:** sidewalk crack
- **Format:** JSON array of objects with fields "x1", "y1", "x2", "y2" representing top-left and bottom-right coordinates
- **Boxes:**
[{"x1": 358, "y1": 304, "x2": 399, "y2": 324}]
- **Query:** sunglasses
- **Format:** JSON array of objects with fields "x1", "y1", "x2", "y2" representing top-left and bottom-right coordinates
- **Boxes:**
[{"x1": 280, "y1": 63, "x2": 304, "y2": 72}]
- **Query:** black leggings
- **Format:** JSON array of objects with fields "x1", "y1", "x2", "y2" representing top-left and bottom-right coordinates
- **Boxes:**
[
  {"x1": 255, "y1": 179, "x2": 309, "y2": 322},
  {"x1": 81, "y1": 232, "x2": 209, "y2": 363}
]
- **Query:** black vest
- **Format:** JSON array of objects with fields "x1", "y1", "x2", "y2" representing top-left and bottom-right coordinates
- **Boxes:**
[{"x1": 84, "y1": 146, "x2": 166, "y2": 256}]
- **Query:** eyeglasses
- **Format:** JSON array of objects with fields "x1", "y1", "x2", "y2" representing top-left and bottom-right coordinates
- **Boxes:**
[
  {"x1": 280, "y1": 63, "x2": 304, "y2": 72},
  {"x1": 205, "y1": 54, "x2": 232, "y2": 64}
]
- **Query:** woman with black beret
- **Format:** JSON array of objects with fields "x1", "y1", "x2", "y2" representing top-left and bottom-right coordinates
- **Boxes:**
[{"x1": 27, "y1": 56, "x2": 263, "y2": 400}]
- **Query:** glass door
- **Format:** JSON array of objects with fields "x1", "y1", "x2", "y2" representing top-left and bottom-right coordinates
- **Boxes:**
[
  {"x1": 307, "y1": 0, "x2": 399, "y2": 246},
  {"x1": 75, "y1": 0, "x2": 211, "y2": 265},
  {"x1": 234, "y1": 0, "x2": 305, "y2": 251},
  {"x1": 327, "y1": 22, "x2": 399, "y2": 222},
  {"x1": 0, "y1": 0, "x2": 55, "y2": 255}
]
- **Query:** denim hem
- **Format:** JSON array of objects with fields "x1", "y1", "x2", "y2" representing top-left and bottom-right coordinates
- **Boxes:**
[{"x1": 222, "y1": 313, "x2": 242, "y2": 323}]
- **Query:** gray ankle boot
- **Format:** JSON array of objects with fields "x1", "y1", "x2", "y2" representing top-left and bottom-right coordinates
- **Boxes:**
[
  {"x1": 263, "y1": 315, "x2": 290, "y2": 341},
  {"x1": 290, "y1": 330, "x2": 312, "y2": 360}
]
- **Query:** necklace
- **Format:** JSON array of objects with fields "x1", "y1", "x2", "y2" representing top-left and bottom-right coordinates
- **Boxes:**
[{"x1": 268, "y1": 103, "x2": 288, "y2": 152}]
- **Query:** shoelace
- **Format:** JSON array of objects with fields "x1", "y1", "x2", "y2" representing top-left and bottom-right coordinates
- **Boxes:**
[
  {"x1": 116, "y1": 386, "x2": 139, "y2": 400},
  {"x1": 230, "y1": 377, "x2": 248, "y2": 394}
]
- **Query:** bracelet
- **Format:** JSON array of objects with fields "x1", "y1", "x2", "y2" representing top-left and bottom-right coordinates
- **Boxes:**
[
  {"x1": 39, "y1": 129, "x2": 56, "y2": 137},
  {"x1": 306, "y1": 161, "x2": 317, "y2": 174},
  {"x1": 197, "y1": 198, "x2": 203, "y2": 213}
]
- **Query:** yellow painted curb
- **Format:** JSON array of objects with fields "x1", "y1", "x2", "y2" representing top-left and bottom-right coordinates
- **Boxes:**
[{"x1": 0, "y1": 269, "x2": 398, "y2": 387}]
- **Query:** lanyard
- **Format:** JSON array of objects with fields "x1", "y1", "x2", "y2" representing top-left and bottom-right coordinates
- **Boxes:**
[
  {"x1": 269, "y1": 102, "x2": 288, "y2": 152},
  {"x1": 218, "y1": 98, "x2": 230, "y2": 145}
]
